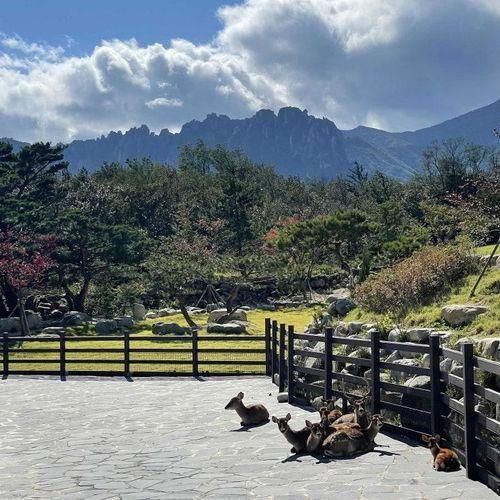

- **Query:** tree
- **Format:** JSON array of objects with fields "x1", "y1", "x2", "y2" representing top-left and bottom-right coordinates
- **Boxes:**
[{"x1": 0, "y1": 231, "x2": 56, "y2": 329}]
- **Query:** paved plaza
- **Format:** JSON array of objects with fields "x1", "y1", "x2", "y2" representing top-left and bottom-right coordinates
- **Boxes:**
[{"x1": 0, "y1": 376, "x2": 496, "y2": 499}]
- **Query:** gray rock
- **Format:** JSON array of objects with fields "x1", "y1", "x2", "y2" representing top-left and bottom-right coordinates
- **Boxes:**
[
  {"x1": 256, "y1": 303, "x2": 276, "y2": 311},
  {"x1": 334, "y1": 322, "x2": 348, "y2": 337},
  {"x1": 476, "y1": 338, "x2": 500, "y2": 361},
  {"x1": 114, "y1": 316, "x2": 134, "y2": 328},
  {"x1": 25, "y1": 311, "x2": 42, "y2": 330},
  {"x1": 335, "y1": 298, "x2": 356, "y2": 316},
  {"x1": 206, "y1": 322, "x2": 246, "y2": 334},
  {"x1": 49, "y1": 309, "x2": 63, "y2": 320},
  {"x1": 441, "y1": 304, "x2": 489, "y2": 327},
  {"x1": 95, "y1": 319, "x2": 117, "y2": 335},
  {"x1": 157, "y1": 308, "x2": 180, "y2": 317},
  {"x1": 325, "y1": 288, "x2": 351, "y2": 303},
  {"x1": 401, "y1": 376, "x2": 431, "y2": 432},
  {"x1": 145, "y1": 311, "x2": 158, "y2": 319},
  {"x1": 388, "y1": 328, "x2": 405, "y2": 342},
  {"x1": 132, "y1": 303, "x2": 146, "y2": 321},
  {"x1": 405, "y1": 328, "x2": 434, "y2": 343},
  {"x1": 390, "y1": 358, "x2": 420, "y2": 381},
  {"x1": 385, "y1": 350, "x2": 402, "y2": 363},
  {"x1": 421, "y1": 353, "x2": 430, "y2": 368},
  {"x1": 0, "y1": 317, "x2": 21, "y2": 333},
  {"x1": 208, "y1": 308, "x2": 247, "y2": 323},
  {"x1": 277, "y1": 392, "x2": 288, "y2": 403},
  {"x1": 41, "y1": 327, "x2": 66, "y2": 336},
  {"x1": 347, "y1": 321, "x2": 364, "y2": 335},
  {"x1": 152, "y1": 322, "x2": 189, "y2": 335},
  {"x1": 62, "y1": 311, "x2": 89, "y2": 327}
]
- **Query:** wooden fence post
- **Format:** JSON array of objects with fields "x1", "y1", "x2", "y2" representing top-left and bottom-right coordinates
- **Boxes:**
[
  {"x1": 324, "y1": 327, "x2": 333, "y2": 400},
  {"x1": 59, "y1": 331, "x2": 66, "y2": 381},
  {"x1": 271, "y1": 320, "x2": 278, "y2": 384},
  {"x1": 429, "y1": 334, "x2": 441, "y2": 435},
  {"x1": 462, "y1": 342, "x2": 477, "y2": 480},
  {"x1": 192, "y1": 331, "x2": 199, "y2": 378},
  {"x1": 370, "y1": 329, "x2": 381, "y2": 415},
  {"x1": 287, "y1": 325, "x2": 295, "y2": 403},
  {"x1": 124, "y1": 331, "x2": 130, "y2": 379},
  {"x1": 2, "y1": 334, "x2": 8, "y2": 379},
  {"x1": 279, "y1": 323, "x2": 286, "y2": 392},
  {"x1": 265, "y1": 318, "x2": 271, "y2": 376}
]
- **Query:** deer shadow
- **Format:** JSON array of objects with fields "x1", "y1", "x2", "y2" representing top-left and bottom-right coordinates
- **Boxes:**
[{"x1": 229, "y1": 420, "x2": 270, "y2": 432}]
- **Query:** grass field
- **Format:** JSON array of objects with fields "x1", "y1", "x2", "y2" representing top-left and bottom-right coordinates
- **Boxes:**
[{"x1": 2, "y1": 306, "x2": 319, "y2": 375}]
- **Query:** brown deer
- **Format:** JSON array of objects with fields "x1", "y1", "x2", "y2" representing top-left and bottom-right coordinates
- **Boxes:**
[
  {"x1": 272, "y1": 413, "x2": 310, "y2": 453},
  {"x1": 224, "y1": 392, "x2": 269, "y2": 426},
  {"x1": 323, "y1": 414, "x2": 383, "y2": 458},
  {"x1": 305, "y1": 418, "x2": 329, "y2": 454},
  {"x1": 318, "y1": 400, "x2": 343, "y2": 424},
  {"x1": 421, "y1": 434, "x2": 461, "y2": 472},
  {"x1": 331, "y1": 396, "x2": 370, "y2": 429}
]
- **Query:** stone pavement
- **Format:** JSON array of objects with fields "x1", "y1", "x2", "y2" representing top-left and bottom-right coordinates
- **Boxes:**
[{"x1": 0, "y1": 376, "x2": 496, "y2": 499}]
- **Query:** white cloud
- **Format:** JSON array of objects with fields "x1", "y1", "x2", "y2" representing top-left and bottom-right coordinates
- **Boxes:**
[{"x1": 0, "y1": 0, "x2": 499, "y2": 142}]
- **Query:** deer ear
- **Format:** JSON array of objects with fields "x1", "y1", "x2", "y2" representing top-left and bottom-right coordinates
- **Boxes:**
[
  {"x1": 434, "y1": 434, "x2": 441, "y2": 441},
  {"x1": 305, "y1": 420, "x2": 312, "y2": 428},
  {"x1": 286, "y1": 413, "x2": 291, "y2": 421},
  {"x1": 272, "y1": 416, "x2": 278, "y2": 423},
  {"x1": 237, "y1": 392, "x2": 244, "y2": 400}
]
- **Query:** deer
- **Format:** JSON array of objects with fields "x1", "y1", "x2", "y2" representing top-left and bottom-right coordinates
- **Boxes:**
[
  {"x1": 272, "y1": 413, "x2": 310, "y2": 453},
  {"x1": 305, "y1": 417, "x2": 329, "y2": 454},
  {"x1": 318, "y1": 400, "x2": 343, "y2": 424},
  {"x1": 331, "y1": 395, "x2": 370, "y2": 429},
  {"x1": 421, "y1": 434, "x2": 461, "y2": 472},
  {"x1": 224, "y1": 392, "x2": 269, "y2": 426},
  {"x1": 323, "y1": 414, "x2": 383, "y2": 458}
]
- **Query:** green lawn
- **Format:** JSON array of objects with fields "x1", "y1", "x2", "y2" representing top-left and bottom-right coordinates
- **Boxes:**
[
  {"x1": 3, "y1": 306, "x2": 318, "y2": 375},
  {"x1": 475, "y1": 244, "x2": 499, "y2": 256}
]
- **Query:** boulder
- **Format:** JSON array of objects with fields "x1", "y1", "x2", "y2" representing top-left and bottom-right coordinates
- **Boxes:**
[
  {"x1": 95, "y1": 319, "x2": 117, "y2": 335},
  {"x1": 334, "y1": 322, "x2": 348, "y2": 337},
  {"x1": 401, "y1": 376, "x2": 431, "y2": 433},
  {"x1": 347, "y1": 321, "x2": 364, "y2": 335},
  {"x1": 390, "y1": 358, "x2": 420, "y2": 382},
  {"x1": 62, "y1": 311, "x2": 89, "y2": 327},
  {"x1": 476, "y1": 338, "x2": 500, "y2": 361},
  {"x1": 388, "y1": 328, "x2": 405, "y2": 342},
  {"x1": 385, "y1": 350, "x2": 402, "y2": 363},
  {"x1": 441, "y1": 304, "x2": 489, "y2": 327},
  {"x1": 49, "y1": 309, "x2": 63, "y2": 320},
  {"x1": 0, "y1": 317, "x2": 21, "y2": 333},
  {"x1": 277, "y1": 392, "x2": 288, "y2": 403},
  {"x1": 114, "y1": 316, "x2": 134, "y2": 329},
  {"x1": 257, "y1": 303, "x2": 276, "y2": 311},
  {"x1": 145, "y1": 311, "x2": 158, "y2": 319},
  {"x1": 132, "y1": 303, "x2": 146, "y2": 321},
  {"x1": 325, "y1": 288, "x2": 351, "y2": 304},
  {"x1": 40, "y1": 327, "x2": 66, "y2": 336},
  {"x1": 208, "y1": 308, "x2": 247, "y2": 323},
  {"x1": 157, "y1": 308, "x2": 180, "y2": 317},
  {"x1": 152, "y1": 322, "x2": 189, "y2": 335},
  {"x1": 206, "y1": 303, "x2": 219, "y2": 312},
  {"x1": 25, "y1": 310, "x2": 42, "y2": 330},
  {"x1": 405, "y1": 328, "x2": 434, "y2": 343},
  {"x1": 206, "y1": 322, "x2": 246, "y2": 334},
  {"x1": 334, "y1": 298, "x2": 356, "y2": 316}
]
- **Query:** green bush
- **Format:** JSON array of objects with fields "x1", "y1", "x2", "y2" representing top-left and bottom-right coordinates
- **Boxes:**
[{"x1": 354, "y1": 243, "x2": 477, "y2": 318}]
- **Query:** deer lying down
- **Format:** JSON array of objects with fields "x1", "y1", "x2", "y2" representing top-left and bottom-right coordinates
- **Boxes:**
[
  {"x1": 318, "y1": 401, "x2": 343, "y2": 424},
  {"x1": 224, "y1": 392, "x2": 269, "y2": 426},
  {"x1": 422, "y1": 434, "x2": 461, "y2": 472},
  {"x1": 331, "y1": 396, "x2": 370, "y2": 430},
  {"x1": 272, "y1": 413, "x2": 310, "y2": 453},
  {"x1": 305, "y1": 418, "x2": 329, "y2": 454},
  {"x1": 323, "y1": 414, "x2": 383, "y2": 458}
]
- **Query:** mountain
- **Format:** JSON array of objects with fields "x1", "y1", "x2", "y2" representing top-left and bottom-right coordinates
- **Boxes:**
[{"x1": 3, "y1": 99, "x2": 499, "y2": 179}]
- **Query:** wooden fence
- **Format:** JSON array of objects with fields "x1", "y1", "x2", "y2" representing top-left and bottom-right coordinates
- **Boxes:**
[
  {"x1": 265, "y1": 318, "x2": 500, "y2": 494},
  {"x1": 0, "y1": 332, "x2": 266, "y2": 377}
]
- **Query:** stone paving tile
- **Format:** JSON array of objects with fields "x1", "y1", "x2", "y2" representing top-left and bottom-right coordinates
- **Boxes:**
[{"x1": 0, "y1": 376, "x2": 497, "y2": 499}]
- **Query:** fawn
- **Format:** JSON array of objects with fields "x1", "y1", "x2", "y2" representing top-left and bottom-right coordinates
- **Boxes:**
[
  {"x1": 224, "y1": 392, "x2": 269, "y2": 426},
  {"x1": 422, "y1": 434, "x2": 461, "y2": 472},
  {"x1": 318, "y1": 400, "x2": 343, "y2": 423},
  {"x1": 272, "y1": 413, "x2": 310, "y2": 453},
  {"x1": 305, "y1": 418, "x2": 329, "y2": 454},
  {"x1": 323, "y1": 414, "x2": 383, "y2": 458}
]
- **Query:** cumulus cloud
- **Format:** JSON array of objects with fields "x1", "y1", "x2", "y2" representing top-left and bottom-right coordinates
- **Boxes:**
[{"x1": 0, "y1": 0, "x2": 499, "y2": 142}]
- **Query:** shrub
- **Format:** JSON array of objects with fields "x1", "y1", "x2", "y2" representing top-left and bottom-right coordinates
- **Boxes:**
[{"x1": 354, "y1": 243, "x2": 477, "y2": 318}]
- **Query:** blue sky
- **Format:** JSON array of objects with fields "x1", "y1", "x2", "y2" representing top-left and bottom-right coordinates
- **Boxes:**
[
  {"x1": 0, "y1": 0, "x2": 237, "y2": 52},
  {"x1": 0, "y1": 0, "x2": 498, "y2": 142}
]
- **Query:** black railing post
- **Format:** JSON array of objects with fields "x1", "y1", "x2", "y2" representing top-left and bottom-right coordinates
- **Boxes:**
[
  {"x1": 192, "y1": 331, "x2": 199, "y2": 377},
  {"x1": 462, "y1": 342, "x2": 476, "y2": 480},
  {"x1": 2, "y1": 334, "x2": 8, "y2": 379},
  {"x1": 279, "y1": 323, "x2": 286, "y2": 392},
  {"x1": 124, "y1": 331, "x2": 130, "y2": 379},
  {"x1": 287, "y1": 325, "x2": 295, "y2": 403},
  {"x1": 429, "y1": 334, "x2": 441, "y2": 435},
  {"x1": 264, "y1": 318, "x2": 271, "y2": 376},
  {"x1": 370, "y1": 329, "x2": 381, "y2": 415},
  {"x1": 59, "y1": 331, "x2": 66, "y2": 381},
  {"x1": 324, "y1": 327, "x2": 333, "y2": 400},
  {"x1": 271, "y1": 320, "x2": 278, "y2": 384}
]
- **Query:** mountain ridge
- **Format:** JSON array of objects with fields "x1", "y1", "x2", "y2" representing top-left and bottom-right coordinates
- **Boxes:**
[{"x1": 3, "y1": 99, "x2": 499, "y2": 180}]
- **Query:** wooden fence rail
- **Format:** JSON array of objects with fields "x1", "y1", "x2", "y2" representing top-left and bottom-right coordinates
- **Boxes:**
[{"x1": 265, "y1": 318, "x2": 500, "y2": 494}]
